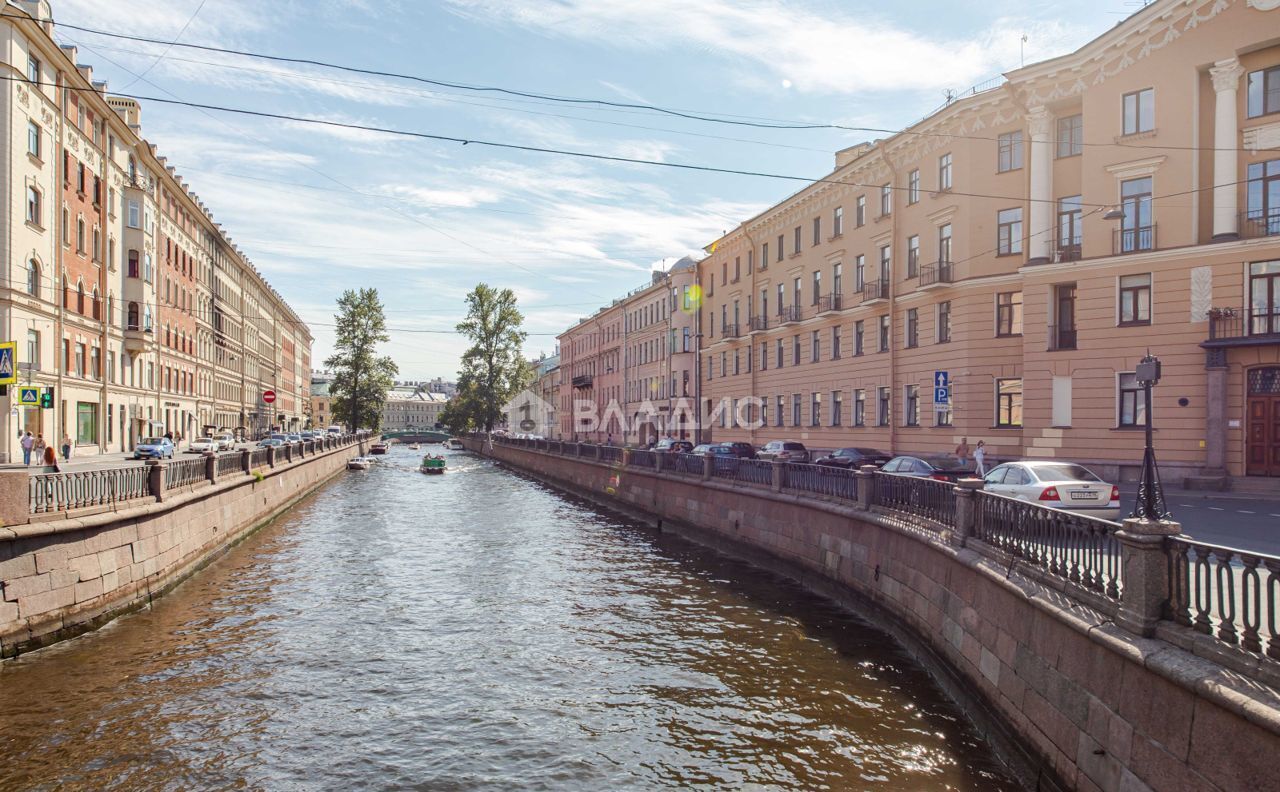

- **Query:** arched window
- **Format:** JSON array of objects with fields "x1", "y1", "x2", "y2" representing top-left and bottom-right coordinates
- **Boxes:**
[
  {"x1": 91, "y1": 288, "x2": 101, "y2": 321},
  {"x1": 76, "y1": 282, "x2": 85, "y2": 315},
  {"x1": 27, "y1": 260, "x2": 39, "y2": 297},
  {"x1": 62, "y1": 273, "x2": 69, "y2": 308},
  {"x1": 127, "y1": 302, "x2": 139, "y2": 330},
  {"x1": 128, "y1": 250, "x2": 139, "y2": 278}
]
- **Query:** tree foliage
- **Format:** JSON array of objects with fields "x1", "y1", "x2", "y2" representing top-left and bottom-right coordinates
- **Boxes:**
[
  {"x1": 455, "y1": 284, "x2": 530, "y2": 432},
  {"x1": 324, "y1": 288, "x2": 398, "y2": 431}
]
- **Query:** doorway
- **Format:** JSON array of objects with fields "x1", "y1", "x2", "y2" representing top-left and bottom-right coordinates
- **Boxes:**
[{"x1": 1246, "y1": 367, "x2": 1280, "y2": 477}]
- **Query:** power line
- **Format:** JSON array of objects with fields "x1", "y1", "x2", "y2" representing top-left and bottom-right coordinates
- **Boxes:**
[{"x1": 115, "y1": 0, "x2": 208, "y2": 90}]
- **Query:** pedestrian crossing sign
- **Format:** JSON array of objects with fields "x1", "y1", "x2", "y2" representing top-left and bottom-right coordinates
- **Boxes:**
[
  {"x1": 17, "y1": 387, "x2": 39, "y2": 406},
  {"x1": 0, "y1": 342, "x2": 15, "y2": 386}
]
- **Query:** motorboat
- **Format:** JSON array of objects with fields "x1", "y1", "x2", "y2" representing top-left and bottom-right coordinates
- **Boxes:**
[
  {"x1": 347, "y1": 457, "x2": 373, "y2": 470},
  {"x1": 444, "y1": 439, "x2": 465, "y2": 450},
  {"x1": 420, "y1": 455, "x2": 446, "y2": 475},
  {"x1": 408, "y1": 443, "x2": 421, "y2": 451},
  {"x1": 369, "y1": 442, "x2": 389, "y2": 455}
]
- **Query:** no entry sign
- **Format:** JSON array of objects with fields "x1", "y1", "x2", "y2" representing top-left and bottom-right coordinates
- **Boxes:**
[{"x1": 263, "y1": 390, "x2": 277, "y2": 404}]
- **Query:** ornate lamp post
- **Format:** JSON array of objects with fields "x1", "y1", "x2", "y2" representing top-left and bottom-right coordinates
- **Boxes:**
[{"x1": 1132, "y1": 351, "x2": 1171, "y2": 522}]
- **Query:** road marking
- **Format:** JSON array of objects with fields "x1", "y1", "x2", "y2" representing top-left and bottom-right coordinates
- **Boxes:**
[
  {"x1": 1179, "y1": 504, "x2": 1196, "y2": 508},
  {"x1": 1207, "y1": 507, "x2": 1225, "y2": 511},
  {"x1": 1238, "y1": 510, "x2": 1256, "y2": 515}
]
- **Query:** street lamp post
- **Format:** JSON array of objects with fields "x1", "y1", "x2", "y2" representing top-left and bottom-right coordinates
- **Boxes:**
[{"x1": 1132, "y1": 351, "x2": 1170, "y2": 521}]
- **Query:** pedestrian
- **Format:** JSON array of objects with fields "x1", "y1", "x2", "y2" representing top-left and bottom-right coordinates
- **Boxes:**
[
  {"x1": 61, "y1": 432, "x2": 72, "y2": 461},
  {"x1": 20, "y1": 431, "x2": 33, "y2": 465},
  {"x1": 43, "y1": 443, "x2": 59, "y2": 473},
  {"x1": 607, "y1": 432, "x2": 614, "y2": 446},
  {"x1": 955, "y1": 437, "x2": 970, "y2": 466},
  {"x1": 974, "y1": 440, "x2": 987, "y2": 476},
  {"x1": 32, "y1": 434, "x2": 46, "y2": 466}
]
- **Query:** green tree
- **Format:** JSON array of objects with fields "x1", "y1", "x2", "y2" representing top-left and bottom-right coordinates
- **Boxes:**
[
  {"x1": 455, "y1": 284, "x2": 530, "y2": 432},
  {"x1": 325, "y1": 288, "x2": 398, "y2": 432}
]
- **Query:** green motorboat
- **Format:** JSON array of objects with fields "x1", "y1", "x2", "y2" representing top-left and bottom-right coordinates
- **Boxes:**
[{"x1": 420, "y1": 455, "x2": 446, "y2": 475}]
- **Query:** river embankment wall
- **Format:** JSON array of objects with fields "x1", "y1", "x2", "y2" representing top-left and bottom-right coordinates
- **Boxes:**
[
  {"x1": 0, "y1": 438, "x2": 369, "y2": 658},
  {"x1": 468, "y1": 439, "x2": 1280, "y2": 792}
]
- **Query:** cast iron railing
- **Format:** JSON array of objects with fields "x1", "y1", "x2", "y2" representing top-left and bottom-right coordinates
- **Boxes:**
[
  {"x1": 29, "y1": 466, "x2": 149, "y2": 514},
  {"x1": 874, "y1": 472, "x2": 955, "y2": 528},
  {"x1": 918, "y1": 261, "x2": 953, "y2": 287},
  {"x1": 216, "y1": 453, "x2": 244, "y2": 477},
  {"x1": 669, "y1": 452, "x2": 704, "y2": 476},
  {"x1": 1240, "y1": 209, "x2": 1280, "y2": 240},
  {"x1": 861, "y1": 279, "x2": 889, "y2": 303},
  {"x1": 733, "y1": 459, "x2": 775, "y2": 487},
  {"x1": 165, "y1": 458, "x2": 207, "y2": 490},
  {"x1": 629, "y1": 449, "x2": 657, "y2": 468},
  {"x1": 974, "y1": 490, "x2": 1122, "y2": 600},
  {"x1": 1167, "y1": 538, "x2": 1280, "y2": 659},
  {"x1": 1113, "y1": 224, "x2": 1156, "y2": 254},
  {"x1": 783, "y1": 463, "x2": 858, "y2": 500},
  {"x1": 250, "y1": 448, "x2": 271, "y2": 468}
]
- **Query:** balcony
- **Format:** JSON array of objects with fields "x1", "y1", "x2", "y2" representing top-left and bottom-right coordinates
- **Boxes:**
[
  {"x1": 1240, "y1": 210, "x2": 1280, "y2": 240},
  {"x1": 918, "y1": 261, "x2": 953, "y2": 289},
  {"x1": 1047, "y1": 324, "x2": 1077, "y2": 352},
  {"x1": 748, "y1": 315, "x2": 769, "y2": 333},
  {"x1": 1052, "y1": 239, "x2": 1082, "y2": 263},
  {"x1": 817, "y1": 293, "x2": 844, "y2": 314},
  {"x1": 723, "y1": 323, "x2": 743, "y2": 339},
  {"x1": 571, "y1": 374, "x2": 593, "y2": 389},
  {"x1": 1205, "y1": 307, "x2": 1280, "y2": 347},
  {"x1": 861, "y1": 279, "x2": 889, "y2": 305},
  {"x1": 1113, "y1": 224, "x2": 1157, "y2": 255},
  {"x1": 779, "y1": 305, "x2": 804, "y2": 324}
]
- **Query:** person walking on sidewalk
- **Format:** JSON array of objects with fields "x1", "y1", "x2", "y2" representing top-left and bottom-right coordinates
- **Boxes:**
[
  {"x1": 954, "y1": 437, "x2": 971, "y2": 466},
  {"x1": 974, "y1": 440, "x2": 987, "y2": 476},
  {"x1": 32, "y1": 434, "x2": 47, "y2": 466},
  {"x1": 20, "y1": 431, "x2": 33, "y2": 465},
  {"x1": 61, "y1": 432, "x2": 72, "y2": 461}
]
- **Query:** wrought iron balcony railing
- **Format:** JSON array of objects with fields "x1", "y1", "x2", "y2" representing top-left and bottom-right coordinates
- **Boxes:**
[
  {"x1": 817, "y1": 293, "x2": 843, "y2": 313},
  {"x1": 1113, "y1": 224, "x2": 1156, "y2": 255},
  {"x1": 1047, "y1": 323, "x2": 1077, "y2": 351},
  {"x1": 1240, "y1": 209, "x2": 1280, "y2": 240},
  {"x1": 861, "y1": 279, "x2": 889, "y2": 303},
  {"x1": 748, "y1": 315, "x2": 769, "y2": 332},
  {"x1": 918, "y1": 261, "x2": 953, "y2": 288},
  {"x1": 1206, "y1": 307, "x2": 1280, "y2": 343},
  {"x1": 778, "y1": 305, "x2": 804, "y2": 324}
]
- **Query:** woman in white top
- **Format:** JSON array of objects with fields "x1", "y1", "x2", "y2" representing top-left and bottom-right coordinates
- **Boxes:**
[{"x1": 974, "y1": 440, "x2": 987, "y2": 476}]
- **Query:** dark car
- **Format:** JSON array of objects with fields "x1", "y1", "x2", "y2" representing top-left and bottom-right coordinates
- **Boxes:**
[
  {"x1": 717, "y1": 442, "x2": 757, "y2": 459},
  {"x1": 881, "y1": 455, "x2": 974, "y2": 482},
  {"x1": 655, "y1": 438, "x2": 694, "y2": 454},
  {"x1": 758, "y1": 440, "x2": 810, "y2": 463},
  {"x1": 813, "y1": 447, "x2": 893, "y2": 469},
  {"x1": 692, "y1": 443, "x2": 735, "y2": 456}
]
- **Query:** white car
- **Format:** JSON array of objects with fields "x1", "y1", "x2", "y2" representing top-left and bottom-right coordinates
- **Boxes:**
[
  {"x1": 982, "y1": 461, "x2": 1121, "y2": 520},
  {"x1": 214, "y1": 433, "x2": 236, "y2": 451},
  {"x1": 188, "y1": 436, "x2": 218, "y2": 454}
]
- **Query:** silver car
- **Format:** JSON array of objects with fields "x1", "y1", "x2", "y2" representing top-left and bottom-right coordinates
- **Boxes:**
[{"x1": 982, "y1": 461, "x2": 1121, "y2": 520}]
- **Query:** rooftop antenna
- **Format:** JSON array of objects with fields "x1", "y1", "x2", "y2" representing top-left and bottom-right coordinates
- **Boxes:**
[{"x1": 1020, "y1": 33, "x2": 1028, "y2": 68}]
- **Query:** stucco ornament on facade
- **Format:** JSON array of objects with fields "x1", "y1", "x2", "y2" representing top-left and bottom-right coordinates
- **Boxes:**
[{"x1": 1246, "y1": 0, "x2": 1280, "y2": 9}]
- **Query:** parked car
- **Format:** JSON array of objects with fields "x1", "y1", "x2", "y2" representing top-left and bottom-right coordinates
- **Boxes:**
[
  {"x1": 881, "y1": 455, "x2": 973, "y2": 482},
  {"x1": 134, "y1": 437, "x2": 175, "y2": 460},
  {"x1": 654, "y1": 438, "x2": 694, "y2": 454},
  {"x1": 257, "y1": 438, "x2": 285, "y2": 449},
  {"x1": 813, "y1": 447, "x2": 893, "y2": 469},
  {"x1": 983, "y1": 461, "x2": 1121, "y2": 520},
  {"x1": 188, "y1": 436, "x2": 218, "y2": 454},
  {"x1": 214, "y1": 433, "x2": 237, "y2": 451},
  {"x1": 717, "y1": 442, "x2": 758, "y2": 459},
  {"x1": 286, "y1": 433, "x2": 303, "y2": 443},
  {"x1": 758, "y1": 440, "x2": 810, "y2": 463},
  {"x1": 326, "y1": 426, "x2": 343, "y2": 435},
  {"x1": 692, "y1": 443, "x2": 735, "y2": 456}
]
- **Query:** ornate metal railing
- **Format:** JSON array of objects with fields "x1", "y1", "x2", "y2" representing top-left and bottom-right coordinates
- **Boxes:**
[
  {"x1": 598, "y1": 445, "x2": 621, "y2": 463},
  {"x1": 974, "y1": 490, "x2": 1122, "y2": 600},
  {"x1": 749, "y1": 315, "x2": 769, "y2": 332},
  {"x1": 784, "y1": 463, "x2": 858, "y2": 500},
  {"x1": 734, "y1": 459, "x2": 774, "y2": 487},
  {"x1": 250, "y1": 449, "x2": 271, "y2": 468},
  {"x1": 778, "y1": 305, "x2": 804, "y2": 324},
  {"x1": 217, "y1": 453, "x2": 244, "y2": 477},
  {"x1": 1240, "y1": 209, "x2": 1280, "y2": 240},
  {"x1": 817, "y1": 293, "x2": 843, "y2": 313},
  {"x1": 29, "y1": 467, "x2": 149, "y2": 514},
  {"x1": 1113, "y1": 224, "x2": 1156, "y2": 255},
  {"x1": 669, "y1": 452, "x2": 704, "y2": 476},
  {"x1": 1167, "y1": 538, "x2": 1280, "y2": 659},
  {"x1": 918, "y1": 260, "x2": 953, "y2": 287},
  {"x1": 874, "y1": 473, "x2": 955, "y2": 528},
  {"x1": 861, "y1": 279, "x2": 889, "y2": 303},
  {"x1": 165, "y1": 458, "x2": 207, "y2": 490},
  {"x1": 629, "y1": 449, "x2": 657, "y2": 468}
]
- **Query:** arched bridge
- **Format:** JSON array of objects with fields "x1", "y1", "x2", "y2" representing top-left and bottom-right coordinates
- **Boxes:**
[{"x1": 381, "y1": 430, "x2": 453, "y2": 443}]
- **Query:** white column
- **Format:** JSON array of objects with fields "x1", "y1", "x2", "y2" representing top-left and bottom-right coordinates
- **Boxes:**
[
  {"x1": 1027, "y1": 107, "x2": 1054, "y2": 263},
  {"x1": 1210, "y1": 57, "x2": 1245, "y2": 240}
]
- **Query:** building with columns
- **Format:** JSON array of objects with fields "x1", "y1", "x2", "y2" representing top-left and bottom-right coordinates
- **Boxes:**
[
  {"x1": 697, "y1": 0, "x2": 1280, "y2": 485},
  {"x1": 1, "y1": 0, "x2": 311, "y2": 459}
]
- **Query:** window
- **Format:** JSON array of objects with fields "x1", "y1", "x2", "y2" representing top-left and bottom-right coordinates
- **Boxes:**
[
  {"x1": 1056, "y1": 114, "x2": 1083, "y2": 158},
  {"x1": 76, "y1": 283, "x2": 85, "y2": 315},
  {"x1": 907, "y1": 235, "x2": 920, "y2": 278},
  {"x1": 793, "y1": 277, "x2": 802, "y2": 311},
  {"x1": 997, "y1": 208, "x2": 1023, "y2": 255},
  {"x1": 856, "y1": 195, "x2": 866, "y2": 227},
  {"x1": 831, "y1": 326, "x2": 841, "y2": 359},
  {"x1": 813, "y1": 216, "x2": 821, "y2": 246},
  {"x1": 776, "y1": 235, "x2": 784, "y2": 262},
  {"x1": 996, "y1": 379, "x2": 1023, "y2": 427},
  {"x1": 833, "y1": 206, "x2": 843, "y2": 236},
  {"x1": 792, "y1": 394, "x2": 802, "y2": 427},
  {"x1": 878, "y1": 315, "x2": 890, "y2": 352},
  {"x1": 938, "y1": 301, "x2": 951, "y2": 344},
  {"x1": 1249, "y1": 66, "x2": 1280, "y2": 119},
  {"x1": 1119, "y1": 373, "x2": 1147, "y2": 427},
  {"x1": 747, "y1": 249, "x2": 754, "y2": 273},
  {"x1": 27, "y1": 260, "x2": 40, "y2": 297},
  {"x1": 776, "y1": 395, "x2": 785, "y2": 427},
  {"x1": 792, "y1": 334, "x2": 801, "y2": 364},
  {"x1": 878, "y1": 245, "x2": 891, "y2": 285},
  {"x1": 855, "y1": 255, "x2": 865, "y2": 291},
  {"x1": 877, "y1": 387, "x2": 891, "y2": 426},
  {"x1": 27, "y1": 121, "x2": 40, "y2": 158},
  {"x1": 1119, "y1": 273, "x2": 1151, "y2": 325},
  {"x1": 807, "y1": 392, "x2": 819, "y2": 426},
  {"x1": 906, "y1": 308, "x2": 919, "y2": 348},
  {"x1": 127, "y1": 200, "x2": 140, "y2": 229},
  {"x1": 1057, "y1": 196, "x2": 1083, "y2": 260},
  {"x1": 793, "y1": 226, "x2": 802, "y2": 254},
  {"x1": 1245, "y1": 159, "x2": 1280, "y2": 234},
  {"x1": 854, "y1": 320, "x2": 864, "y2": 355},
  {"x1": 776, "y1": 338, "x2": 784, "y2": 368},
  {"x1": 811, "y1": 330, "x2": 820, "y2": 361},
  {"x1": 997, "y1": 131, "x2": 1023, "y2": 172},
  {"x1": 832, "y1": 390, "x2": 843, "y2": 427},
  {"x1": 880, "y1": 183, "x2": 892, "y2": 216},
  {"x1": 938, "y1": 223, "x2": 952, "y2": 264},
  {"x1": 26, "y1": 330, "x2": 39, "y2": 371},
  {"x1": 76, "y1": 218, "x2": 85, "y2": 254},
  {"x1": 812, "y1": 271, "x2": 821, "y2": 305},
  {"x1": 75, "y1": 343, "x2": 85, "y2": 378},
  {"x1": 904, "y1": 385, "x2": 920, "y2": 426},
  {"x1": 996, "y1": 291, "x2": 1023, "y2": 336},
  {"x1": 908, "y1": 169, "x2": 920, "y2": 204},
  {"x1": 1119, "y1": 177, "x2": 1154, "y2": 252},
  {"x1": 734, "y1": 257, "x2": 741, "y2": 281},
  {"x1": 760, "y1": 341, "x2": 768, "y2": 371},
  {"x1": 26, "y1": 187, "x2": 41, "y2": 226},
  {"x1": 1122, "y1": 88, "x2": 1155, "y2": 135},
  {"x1": 833, "y1": 262, "x2": 843, "y2": 296},
  {"x1": 854, "y1": 390, "x2": 866, "y2": 426},
  {"x1": 762, "y1": 242, "x2": 769, "y2": 269},
  {"x1": 938, "y1": 153, "x2": 952, "y2": 191},
  {"x1": 27, "y1": 55, "x2": 40, "y2": 83},
  {"x1": 77, "y1": 403, "x2": 97, "y2": 446}
]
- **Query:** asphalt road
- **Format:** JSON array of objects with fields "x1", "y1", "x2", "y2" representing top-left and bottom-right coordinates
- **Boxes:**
[{"x1": 1116, "y1": 484, "x2": 1280, "y2": 555}]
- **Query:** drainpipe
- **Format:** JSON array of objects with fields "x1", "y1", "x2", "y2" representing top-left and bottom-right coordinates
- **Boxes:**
[
  {"x1": 883, "y1": 147, "x2": 900, "y2": 456},
  {"x1": 742, "y1": 228, "x2": 758, "y2": 445}
]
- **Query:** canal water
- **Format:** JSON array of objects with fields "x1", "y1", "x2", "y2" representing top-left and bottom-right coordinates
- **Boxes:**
[{"x1": 0, "y1": 447, "x2": 1019, "y2": 790}]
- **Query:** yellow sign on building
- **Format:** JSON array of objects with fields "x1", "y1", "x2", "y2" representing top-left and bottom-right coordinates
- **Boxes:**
[{"x1": 0, "y1": 342, "x2": 15, "y2": 386}]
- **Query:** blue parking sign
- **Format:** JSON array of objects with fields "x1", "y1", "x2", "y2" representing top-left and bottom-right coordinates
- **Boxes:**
[{"x1": 934, "y1": 386, "x2": 950, "y2": 404}]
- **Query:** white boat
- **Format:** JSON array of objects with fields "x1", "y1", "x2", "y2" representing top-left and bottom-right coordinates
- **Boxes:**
[
  {"x1": 445, "y1": 439, "x2": 465, "y2": 450},
  {"x1": 409, "y1": 443, "x2": 421, "y2": 450},
  {"x1": 347, "y1": 457, "x2": 373, "y2": 470}
]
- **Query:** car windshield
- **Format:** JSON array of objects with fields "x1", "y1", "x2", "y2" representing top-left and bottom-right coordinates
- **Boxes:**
[
  {"x1": 141, "y1": 437, "x2": 164, "y2": 445},
  {"x1": 782, "y1": 443, "x2": 805, "y2": 450},
  {"x1": 1032, "y1": 464, "x2": 1102, "y2": 482},
  {"x1": 925, "y1": 457, "x2": 969, "y2": 470}
]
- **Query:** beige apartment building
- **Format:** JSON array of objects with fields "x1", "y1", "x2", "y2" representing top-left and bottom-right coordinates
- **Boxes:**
[
  {"x1": 699, "y1": 0, "x2": 1280, "y2": 485},
  {"x1": 1, "y1": 1, "x2": 311, "y2": 459},
  {"x1": 558, "y1": 259, "x2": 699, "y2": 443}
]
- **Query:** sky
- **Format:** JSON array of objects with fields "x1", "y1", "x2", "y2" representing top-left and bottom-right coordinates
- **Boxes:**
[{"x1": 48, "y1": 0, "x2": 1135, "y2": 379}]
